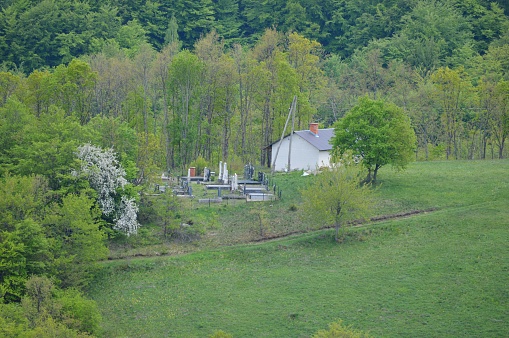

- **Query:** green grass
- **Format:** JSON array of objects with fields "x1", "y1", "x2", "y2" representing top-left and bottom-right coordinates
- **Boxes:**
[{"x1": 89, "y1": 160, "x2": 509, "y2": 337}]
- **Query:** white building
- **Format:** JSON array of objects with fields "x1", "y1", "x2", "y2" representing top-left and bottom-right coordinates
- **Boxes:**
[{"x1": 270, "y1": 123, "x2": 335, "y2": 172}]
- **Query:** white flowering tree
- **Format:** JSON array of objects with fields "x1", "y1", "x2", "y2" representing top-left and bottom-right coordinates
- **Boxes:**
[{"x1": 75, "y1": 144, "x2": 139, "y2": 235}]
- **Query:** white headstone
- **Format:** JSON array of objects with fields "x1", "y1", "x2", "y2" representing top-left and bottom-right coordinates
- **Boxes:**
[
  {"x1": 232, "y1": 173, "x2": 238, "y2": 191},
  {"x1": 187, "y1": 168, "x2": 191, "y2": 182},
  {"x1": 223, "y1": 162, "x2": 228, "y2": 184},
  {"x1": 218, "y1": 161, "x2": 223, "y2": 181}
]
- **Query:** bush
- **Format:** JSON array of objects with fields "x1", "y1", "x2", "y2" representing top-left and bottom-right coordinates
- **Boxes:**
[
  {"x1": 210, "y1": 330, "x2": 233, "y2": 338},
  {"x1": 313, "y1": 320, "x2": 372, "y2": 338}
]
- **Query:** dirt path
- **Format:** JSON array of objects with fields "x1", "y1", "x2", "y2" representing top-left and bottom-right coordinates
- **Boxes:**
[
  {"x1": 106, "y1": 208, "x2": 438, "y2": 261},
  {"x1": 251, "y1": 208, "x2": 438, "y2": 243}
]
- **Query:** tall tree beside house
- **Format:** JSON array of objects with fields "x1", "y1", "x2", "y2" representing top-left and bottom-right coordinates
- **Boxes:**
[
  {"x1": 287, "y1": 32, "x2": 324, "y2": 129},
  {"x1": 251, "y1": 28, "x2": 284, "y2": 166},
  {"x1": 332, "y1": 96, "x2": 417, "y2": 183}
]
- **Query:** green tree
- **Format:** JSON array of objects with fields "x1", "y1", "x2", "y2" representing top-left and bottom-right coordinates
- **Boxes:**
[
  {"x1": 385, "y1": 0, "x2": 473, "y2": 76},
  {"x1": 8, "y1": 106, "x2": 88, "y2": 190},
  {"x1": 116, "y1": 19, "x2": 148, "y2": 58},
  {"x1": 52, "y1": 59, "x2": 97, "y2": 124},
  {"x1": 430, "y1": 67, "x2": 472, "y2": 159},
  {"x1": 0, "y1": 302, "x2": 28, "y2": 337},
  {"x1": 25, "y1": 70, "x2": 54, "y2": 117},
  {"x1": 486, "y1": 80, "x2": 509, "y2": 158},
  {"x1": 0, "y1": 174, "x2": 51, "y2": 303},
  {"x1": 213, "y1": 0, "x2": 241, "y2": 42},
  {"x1": 0, "y1": 99, "x2": 36, "y2": 171},
  {"x1": 194, "y1": 30, "x2": 228, "y2": 161},
  {"x1": 43, "y1": 194, "x2": 108, "y2": 289},
  {"x1": 300, "y1": 155, "x2": 374, "y2": 242},
  {"x1": 150, "y1": 191, "x2": 182, "y2": 239},
  {"x1": 172, "y1": 0, "x2": 215, "y2": 48},
  {"x1": 0, "y1": 71, "x2": 21, "y2": 106},
  {"x1": 168, "y1": 49, "x2": 203, "y2": 171},
  {"x1": 287, "y1": 32, "x2": 324, "y2": 129},
  {"x1": 407, "y1": 76, "x2": 442, "y2": 160},
  {"x1": 332, "y1": 96, "x2": 416, "y2": 183},
  {"x1": 21, "y1": 275, "x2": 101, "y2": 337}
]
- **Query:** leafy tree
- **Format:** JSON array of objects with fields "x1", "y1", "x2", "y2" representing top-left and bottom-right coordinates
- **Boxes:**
[
  {"x1": 0, "y1": 302, "x2": 27, "y2": 337},
  {"x1": 54, "y1": 287, "x2": 102, "y2": 335},
  {"x1": 0, "y1": 231, "x2": 27, "y2": 303},
  {"x1": 116, "y1": 19, "x2": 148, "y2": 58},
  {"x1": 168, "y1": 49, "x2": 203, "y2": 171},
  {"x1": 21, "y1": 276, "x2": 101, "y2": 336},
  {"x1": 172, "y1": 0, "x2": 215, "y2": 48},
  {"x1": 0, "y1": 71, "x2": 21, "y2": 106},
  {"x1": 331, "y1": 0, "x2": 415, "y2": 58},
  {"x1": 430, "y1": 67, "x2": 472, "y2": 159},
  {"x1": 347, "y1": 48, "x2": 391, "y2": 100},
  {"x1": 150, "y1": 191, "x2": 182, "y2": 239},
  {"x1": 195, "y1": 30, "x2": 224, "y2": 160},
  {"x1": 153, "y1": 35, "x2": 180, "y2": 171},
  {"x1": 484, "y1": 80, "x2": 509, "y2": 158},
  {"x1": 332, "y1": 96, "x2": 416, "y2": 183},
  {"x1": 74, "y1": 143, "x2": 139, "y2": 236},
  {"x1": 301, "y1": 154, "x2": 374, "y2": 242},
  {"x1": 387, "y1": 0, "x2": 474, "y2": 75},
  {"x1": 287, "y1": 32, "x2": 324, "y2": 129},
  {"x1": 52, "y1": 59, "x2": 97, "y2": 124},
  {"x1": 43, "y1": 193, "x2": 108, "y2": 288},
  {"x1": 230, "y1": 43, "x2": 262, "y2": 163},
  {"x1": 25, "y1": 70, "x2": 54, "y2": 117},
  {"x1": 241, "y1": 0, "x2": 284, "y2": 40},
  {"x1": 407, "y1": 76, "x2": 443, "y2": 160},
  {"x1": 1, "y1": 0, "x2": 94, "y2": 71},
  {"x1": 0, "y1": 174, "x2": 51, "y2": 303},
  {"x1": 0, "y1": 99, "x2": 36, "y2": 172},
  {"x1": 213, "y1": 0, "x2": 241, "y2": 42},
  {"x1": 8, "y1": 106, "x2": 88, "y2": 190}
]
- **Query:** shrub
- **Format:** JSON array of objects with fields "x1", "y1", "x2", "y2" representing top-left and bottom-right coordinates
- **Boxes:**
[{"x1": 313, "y1": 320, "x2": 372, "y2": 338}]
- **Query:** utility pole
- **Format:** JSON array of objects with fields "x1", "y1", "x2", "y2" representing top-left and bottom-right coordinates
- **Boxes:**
[
  {"x1": 287, "y1": 96, "x2": 296, "y2": 172},
  {"x1": 271, "y1": 96, "x2": 297, "y2": 174}
]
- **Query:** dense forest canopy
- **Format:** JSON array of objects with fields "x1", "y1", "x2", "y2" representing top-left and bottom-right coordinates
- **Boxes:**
[
  {"x1": 1, "y1": 0, "x2": 509, "y2": 334},
  {"x1": 1, "y1": 0, "x2": 508, "y2": 71}
]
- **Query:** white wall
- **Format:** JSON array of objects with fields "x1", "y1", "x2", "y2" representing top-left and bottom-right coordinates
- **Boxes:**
[
  {"x1": 317, "y1": 150, "x2": 332, "y2": 169},
  {"x1": 271, "y1": 135, "x2": 321, "y2": 171}
]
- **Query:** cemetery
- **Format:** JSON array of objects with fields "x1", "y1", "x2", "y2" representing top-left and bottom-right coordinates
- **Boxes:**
[{"x1": 157, "y1": 162, "x2": 278, "y2": 203}]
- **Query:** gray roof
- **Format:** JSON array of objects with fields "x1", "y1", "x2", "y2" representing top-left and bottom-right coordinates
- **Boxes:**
[{"x1": 295, "y1": 128, "x2": 335, "y2": 151}]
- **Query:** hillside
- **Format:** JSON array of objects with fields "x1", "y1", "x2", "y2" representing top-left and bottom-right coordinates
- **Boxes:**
[
  {"x1": 1, "y1": 0, "x2": 509, "y2": 335},
  {"x1": 88, "y1": 160, "x2": 509, "y2": 337},
  {"x1": 1, "y1": 0, "x2": 508, "y2": 71}
]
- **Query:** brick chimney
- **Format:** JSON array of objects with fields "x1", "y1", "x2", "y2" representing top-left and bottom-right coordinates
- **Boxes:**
[{"x1": 309, "y1": 123, "x2": 319, "y2": 135}]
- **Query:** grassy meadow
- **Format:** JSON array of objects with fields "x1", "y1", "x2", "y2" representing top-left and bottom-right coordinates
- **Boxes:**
[{"x1": 89, "y1": 160, "x2": 509, "y2": 337}]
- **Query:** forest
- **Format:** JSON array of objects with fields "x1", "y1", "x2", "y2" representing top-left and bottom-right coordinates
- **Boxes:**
[{"x1": 0, "y1": 0, "x2": 508, "y2": 336}]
